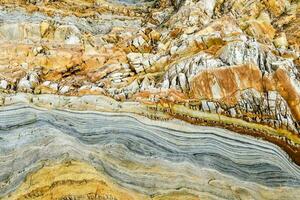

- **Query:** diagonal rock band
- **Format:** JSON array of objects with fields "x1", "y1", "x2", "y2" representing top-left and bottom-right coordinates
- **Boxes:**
[{"x1": 0, "y1": 0, "x2": 300, "y2": 199}]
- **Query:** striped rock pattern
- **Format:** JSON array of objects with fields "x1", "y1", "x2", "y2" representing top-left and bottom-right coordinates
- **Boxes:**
[
  {"x1": 1, "y1": 103, "x2": 300, "y2": 199},
  {"x1": 0, "y1": 0, "x2": 300, "y2": 199}
]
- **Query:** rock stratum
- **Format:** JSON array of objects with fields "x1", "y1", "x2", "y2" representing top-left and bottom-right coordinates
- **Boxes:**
[{"x1": 0, "y1": 0, "x2": 300, "y2": 199}]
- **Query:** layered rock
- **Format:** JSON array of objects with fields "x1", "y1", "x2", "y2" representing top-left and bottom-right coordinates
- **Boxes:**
[
  {"x1": 0, "y1": 0, "x2": 300, "y2": 199},
  {"x1": 2, "y1": 104, "x2": 300, "y2": 200}
]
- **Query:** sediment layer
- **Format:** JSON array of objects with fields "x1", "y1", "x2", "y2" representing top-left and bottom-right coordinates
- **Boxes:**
[
  {"x1": 1, "y1": 103, "x2": 300, "y2": 200},
  {"x1": 1, "y1": 0, "x2": 300, "y2": 199}
]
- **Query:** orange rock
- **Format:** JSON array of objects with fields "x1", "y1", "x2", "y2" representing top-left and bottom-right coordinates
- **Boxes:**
[
  {"x1": 263, "y1": 0, "x2": 287, "y2": 17},
  {"x1": 272, "y1": 68, "x2": 300, "y2": 121},
  {"x1": 189, "y1": 64, "x2": 263, "y2": 105}
]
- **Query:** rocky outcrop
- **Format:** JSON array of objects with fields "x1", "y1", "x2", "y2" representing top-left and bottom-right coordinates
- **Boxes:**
[
  {"x1": 0, "y1": 0, "x2": 300, "y2": 199},
  {"x1": 2, "y1": 104, "x2": 300, "y2": 200}
]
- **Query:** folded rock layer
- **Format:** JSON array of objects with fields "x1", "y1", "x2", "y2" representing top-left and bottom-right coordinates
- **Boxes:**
[{"x1": 0, "y1": 0, "x2": 300, "y2": 199}]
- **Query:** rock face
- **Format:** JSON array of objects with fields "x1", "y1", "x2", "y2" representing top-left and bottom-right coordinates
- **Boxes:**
[{"x1": 0, "y1": 0, "x2": 300, "y2": 199}]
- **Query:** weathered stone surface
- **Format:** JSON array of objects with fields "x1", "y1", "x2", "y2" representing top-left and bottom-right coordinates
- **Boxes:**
[{"x1": 1, "y1": 0, "x2": 300, "y2": 199}]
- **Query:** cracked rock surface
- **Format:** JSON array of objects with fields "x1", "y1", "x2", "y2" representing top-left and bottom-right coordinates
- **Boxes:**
[{"x1": 0, "y1": 0, "x2": 300, "y2": 199}]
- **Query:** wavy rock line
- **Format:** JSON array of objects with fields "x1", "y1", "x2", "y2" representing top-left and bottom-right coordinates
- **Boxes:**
[{"x1": 1, "y1": 104, "x2": 300, "y2": 199}]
